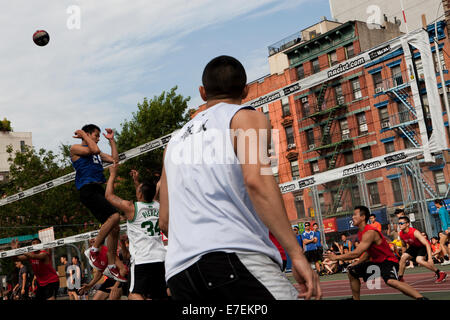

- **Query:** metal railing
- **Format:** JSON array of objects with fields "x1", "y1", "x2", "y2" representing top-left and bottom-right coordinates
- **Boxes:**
[{"x1": 268, "y1": 32, "x2": 302, "y2": 56}]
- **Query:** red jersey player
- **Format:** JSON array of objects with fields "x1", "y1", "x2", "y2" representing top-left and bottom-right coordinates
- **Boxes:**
[
  {"x1": 324, "y1": 206, "x2": 427, "y2": 300},
  {"x1": 398, "y1": 216, "x2": 447, "y2": 283},
  {"x1": 11, "y1": 238, "x2": 60, "y2": 300}
]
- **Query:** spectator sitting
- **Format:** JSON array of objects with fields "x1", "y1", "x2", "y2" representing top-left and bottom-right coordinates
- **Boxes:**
[
  {"x1": 431, "y1": 237, "x2": 444, "y2": 264},
  {"x1": 322, "y1": 248, "x2": 339, "y2": 275}
]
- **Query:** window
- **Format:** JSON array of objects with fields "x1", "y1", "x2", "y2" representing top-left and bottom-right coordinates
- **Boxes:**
[
  {"x1": 403, "y1": 137, "x2": 415, "y2": 149},
  {"x1": 20, "y1": 140, "x2": 26, "y2": 153},
  {"x1": 434, "y1": 49, "x2": 447, "y2": 73},
  {"x1": 433, "y1": 170, "x2": 447, "y2": 196},
  {"x1": 281, "y1": 97, "x2": 290, "y2": 117},
  {"x1": 391, "y1": 65, "x2": 403, "y2": 87},
  {"x1": 306, "y1": 129, "x2": 315, "y2": 148},
  {"x1": 311, "y1": 161, "x2": 319, "y2": 174},
  {"x1": 345, "y1": 43, "x2": 355, "y2": 59},
  {"x1": 415, "y1": 57, "x2": 424, "y2": 78},
  {"x1": 312, "y1": 58, "x2": 320, "y2": 74},
  {"x1": 340, "y1": 118, "x2": 350, "y2": 139},
  {"x1": 262, "y1": 105, "x2": 270, "y2": 123},
  {"x1": 273, "y1": 173, "x2": 279, "y2": 184},
  {"x1": 351, "y1": 186, "x2": 361, "y2": 206},
  {"x1": 328, "y1": 51, "x2": 338, "y2": 67},
  {"x1": 397, "y1": 102, "x2": 409, "y2": 123},
  {"x1": 379, "y1": 107, "x2": 390, "y2": 127},
  {"x1": 294, "y1": 192, "x2": 306, "y2": 219},
  {"x1": 301, "y1": 97, "x2": 310, "y2": 117},
  {"x1": 384, "y1": 141, "x2": 395, "y2": 153},
  {"x1": 367, "y1": 182, "x2": 381, "y2": 205},
  {"x1": 356, "y1": 112, "x2": 368, "y2": 134},
  {"x1": 361, "y1": 146, "x2": 372, "y2": 160},
  {"x1": 344, "y1": 151, "x2": 354, "y2": 165},
  {"x1": 334, "y1": 85, "x2": 345, "y2": 105},
  {"x1": 372, "y1": 72, "x2": 383, "y2": 91},
  {"x1": 351, "y1": 78, "x2": 362, "y2": 99},
  {"x1": 391, "y1": 178, "x2": 403, "y2": 203},
  {"x1": 290, "y1": 160, "x2": 300, "y2": 180},
  {"x1": 297, "y1": 64, "x2": 305, "y2": 80},
  {"x1": 285, "y1": 125, "x2": 295, "y2": 145}
]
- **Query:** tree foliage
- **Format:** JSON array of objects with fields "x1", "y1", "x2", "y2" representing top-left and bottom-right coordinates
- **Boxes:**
[{"x1": 114, "y1": 86, "x2": 190, "y2": 200}]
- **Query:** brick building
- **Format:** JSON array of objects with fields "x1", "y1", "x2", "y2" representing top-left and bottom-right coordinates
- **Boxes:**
[{"x1": 194, "y1": 19, "x2": 450, "y2": 241}]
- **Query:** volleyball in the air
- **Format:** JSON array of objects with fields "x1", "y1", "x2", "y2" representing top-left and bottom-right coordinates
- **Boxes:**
[{"x1": 33, "y1": 30, "x2": 50, "y2": 46}]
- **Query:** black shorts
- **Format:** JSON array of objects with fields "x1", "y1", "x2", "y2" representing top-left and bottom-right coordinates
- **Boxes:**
[
  {"x1": 348, "y1": 260, "x2": 399, "y2": 284},
  {"x1": 316, "y1": 247, "x2": 323, "y2": 261},
  {"x1": 35, "y1": 281, "x2": 59, "y2": 300},
  {"x1": 98, "y1": 277, "x2": 123, "y2": 293},
  {"x1": 405, "y1": 246, "x2": 428, "y2": 260},
  {"x1": 167, "y1": 252, "x2": 295, "y2": 300},
  {"x1": 129, "y1": 262, "x2": 168, "y2": 299},
  {"x1": 79, "y1": 183, "x2": 117, "y2": 224},
  {"x1": 305, "y1": 250, "x2": 319, "y2": 263}
]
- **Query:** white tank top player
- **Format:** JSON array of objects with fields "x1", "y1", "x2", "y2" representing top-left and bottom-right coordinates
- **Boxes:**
[
  {"x1": 127, "y1": 201, "x2": 166, "y2": 265},
  {"x1": 162, "y1": 103, "x2": 299, "y2": 299}
]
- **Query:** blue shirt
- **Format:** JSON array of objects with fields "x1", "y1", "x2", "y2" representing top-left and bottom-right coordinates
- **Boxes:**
[
  {"x1": 301, "y1": 230, "x2": 316, "y2": 252},
  {"x1": 72, "y1": 152, "x2": 105, "y2": 190},
  {"x1": 314, "y1": 230, "x2": 322, "y2": 248},
  {"x1": 438, "y1": 206, "x2": 450, "y2": 231}
]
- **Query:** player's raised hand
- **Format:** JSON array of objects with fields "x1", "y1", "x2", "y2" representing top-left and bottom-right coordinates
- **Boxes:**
[{"x1": 103, "y1": 128, "x2": 114, "y2": 140}]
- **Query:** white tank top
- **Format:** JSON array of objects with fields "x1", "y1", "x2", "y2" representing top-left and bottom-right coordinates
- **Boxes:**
[
  {"x1": 127, "y1": 201, "x2": 166, "y2": 265},
  {"x1": 164, "y1": 102, "x2": 281, "y2": 281}
]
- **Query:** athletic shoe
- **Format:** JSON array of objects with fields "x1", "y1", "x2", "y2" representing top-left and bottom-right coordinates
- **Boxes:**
[
  {"x1": 104, "y1": 265, "x2": 128, "y2": 283},
  {"x1": 441, "y1": 260, "x2": 450, "y2": 266},
  {"x1": 398, "y1": 277, "x2": 405, "y2": 282},
  {"x1": 435, "y1": 272, "x2": 447, "y2": 284},
  {"x1": 84, "y1": 248, "x2": 107, "y2": 271}
]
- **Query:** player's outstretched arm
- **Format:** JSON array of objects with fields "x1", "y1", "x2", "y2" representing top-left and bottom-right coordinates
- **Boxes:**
[
  {"x1": 105, "y1": 163, "x2": 134, "y2": 219},
  {"x1": 159, "y1": 153, "x2": 169, "y2": 236},
  {"x1": 100, "y1": 128, "x2": 119, "y2": 164}
]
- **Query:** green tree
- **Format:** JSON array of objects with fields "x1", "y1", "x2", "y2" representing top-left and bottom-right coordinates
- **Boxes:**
[
  {"x1": 114, "y1": 86, "x2": 190, "y2": 200},
  {"x1": 0, "y1": 118, "x2": 12, "y2": 132},
  {"x1": 0, "y1": 144, "x2": 92, "y2": 240}
]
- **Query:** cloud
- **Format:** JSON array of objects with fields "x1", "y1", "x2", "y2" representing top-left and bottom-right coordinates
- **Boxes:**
[{"x1": 0, "y1": 0, "x2": 307, "y2": 157}]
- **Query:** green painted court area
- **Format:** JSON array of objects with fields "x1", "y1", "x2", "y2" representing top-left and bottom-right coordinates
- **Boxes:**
[{"x1": 286, "y1": 264, "x2": 450, "y2": 300}]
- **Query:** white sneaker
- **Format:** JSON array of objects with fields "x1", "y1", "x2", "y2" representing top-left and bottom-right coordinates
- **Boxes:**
[{"x1": 441, "y1": 260, "x2": 450, "y2": 266}]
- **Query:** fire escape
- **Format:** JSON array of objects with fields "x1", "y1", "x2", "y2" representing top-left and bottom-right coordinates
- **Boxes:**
[
  {"x1": 302, "y1": 80, "x2": 354, "y2": 217},
  {"x1": 378, "y1": 71, "x2": 439, "y2": 201}
]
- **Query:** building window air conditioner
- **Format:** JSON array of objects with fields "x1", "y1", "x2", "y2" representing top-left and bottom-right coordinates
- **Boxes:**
[
  {"x1": 375, "y1": 87, "x2": 383, "y2": 93},
  {"x1": 301, "y1": 97, "x2": 308, "y2": 103},
  {"x1": 309, "y1": 144, "x2": 316, "y2": 150},
  {"x1": 287, "y1": 143, "x2": 296, "y2": 150},
  {"x1": 342, "y1": 133, "x2": 350, "y2": 139},
  {"x1": 381, "y1": 121, "x2": 390, "y2": 128}
]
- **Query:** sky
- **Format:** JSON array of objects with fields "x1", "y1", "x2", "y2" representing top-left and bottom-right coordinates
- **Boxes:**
[{"x1": 0, "y1": 0, "x2": 332, "y2": 156}]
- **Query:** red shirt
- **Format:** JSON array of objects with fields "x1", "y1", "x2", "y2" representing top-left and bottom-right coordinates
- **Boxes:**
[
  {"x1": 399, "y1": 227, "x2": 423, "y2": 248},
  {"x1": 358, "y1": 225, "x2": 398, "y2": 263},
  {"x1": 30, "y1": 250, "x2": 60, "y2": 286},
  {"x1": 269, "y1": 232, "x2": 287, "y2": 261}
]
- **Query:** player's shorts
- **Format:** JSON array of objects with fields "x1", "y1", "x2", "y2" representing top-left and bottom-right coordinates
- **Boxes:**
[
  {"x1": 167, "y1": 252, "x2": 298, "y2": 300},
  {"x1": 129, "y1": 262, "x2": 168, "y2": 299},
  {"x1": 35, "y1": 281, "x2": 59, "y2": 300},
  {"x1": 305, "y1": 249, "x2": 320, "y2": 263},
  {"x1": 98, "y1": 277, "x2": 124, "y2": 293},
  {"x1": 316, "y1": 247, "x2": 323, "y2": 261},
  {"x1": 79, "y1": 183, "x2": 117, "y2": 224},
  {"x1": 405, "y1": 245, "x2": 428, "y2": 259},
  {"x1": 348, "y1": 260, "x2": 399, "y2": 284}
]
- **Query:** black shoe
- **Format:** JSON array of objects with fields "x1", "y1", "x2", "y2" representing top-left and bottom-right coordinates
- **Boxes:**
[{"x1": 416, "y1": 297, "x2": 429, "y2": 300}]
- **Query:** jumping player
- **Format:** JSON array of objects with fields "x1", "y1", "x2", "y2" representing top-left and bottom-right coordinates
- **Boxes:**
[
  {"x1": 397, "y1": 216, "x2": 447, "y2": 283},
  {"x1": 105, "y1": 164, "x2": 168, "y2": 300},
  {"x1": 324, "y1": 206, "x2": 427, "y2": 300},
  {"x1": 10, "y1": 238, "x2": 60, "y2": 300},
  {"x1": 159, "y1": 55, "x2": 321, "y2": 300},
  {"x1": 70, "y1": 124, "x2": 125, "y2": 282}
]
